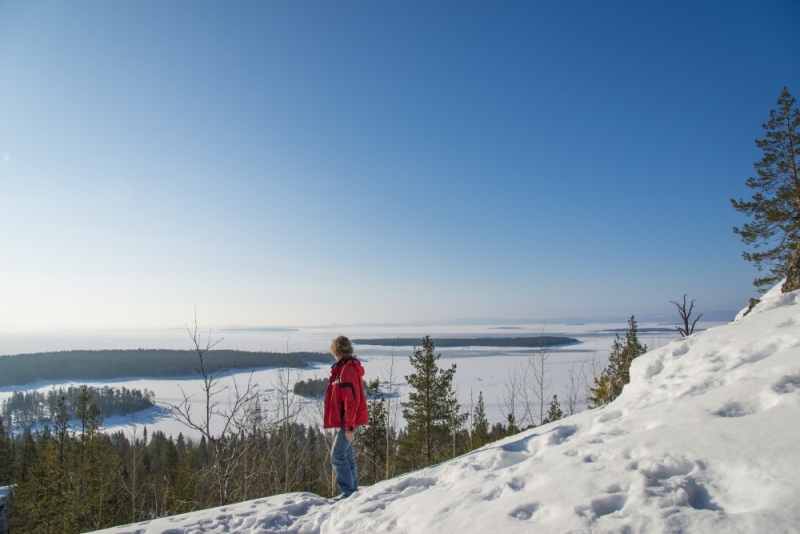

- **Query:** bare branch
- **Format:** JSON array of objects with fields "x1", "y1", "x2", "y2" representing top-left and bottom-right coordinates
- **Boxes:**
[{"x1": 670, "y1": 294, "x2": 703, "y2": 337}]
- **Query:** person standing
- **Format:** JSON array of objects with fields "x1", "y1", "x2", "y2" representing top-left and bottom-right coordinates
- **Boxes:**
[{"x1": 324, "y1": 336, "x2": 368, "y2": 499}]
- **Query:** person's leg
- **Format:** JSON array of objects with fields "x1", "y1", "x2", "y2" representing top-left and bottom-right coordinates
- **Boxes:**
[
  {"x1": 330, "y1": 428, "x2": 357, "y2": 497},
  {"x1": 347, "y1": 431, "x2": 358, "y2": 492}
]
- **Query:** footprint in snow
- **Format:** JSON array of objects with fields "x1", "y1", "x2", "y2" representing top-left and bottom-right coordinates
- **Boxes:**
[
  {"x1": 773, "y1": 373, "x2": 800, "y2": 394},
  {"x1": 575, "y1": 494, "x2": 627, "y2": 519},
  {"x1": 681, "y1": 478, "x2": 723, "y2": 511},
  {"x1": 547, "y1": 424, "x2": 578, "y2": 445},
  {"x1": 671, "y1": 343, "x2": 690, "y2": 357},
  {"x1": 592, "y1": 494, "x2": 627, "y2": 516},
  {"x1": 501, "y1": 433, "x2": 539, "y2": 453},
  {"x1": 506, "y1": 476, "x2": 527, "y2": 491},
  {"x1": 712, "y1": 392, "x2": 780, "y2": 418},
  {"x1": 483, "y1": 487, "x2": 502, "y2": 501},
  {"x1": 509, "y1": 502, "x2": 538, "y2": 520},
  {"x1": 597, "y1": 410, "x2": 623, "y2": 422},
  {"x1": 644, "y1": 359, "x2": 665, "y2": 378},
  {"x1": 640, "y1": 456, "x2": 695, "y2": 480}
]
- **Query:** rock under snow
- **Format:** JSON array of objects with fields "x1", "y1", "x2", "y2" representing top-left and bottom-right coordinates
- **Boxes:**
[{"x1": 97, "y1": 284, "x2": 800, "y2": 533}]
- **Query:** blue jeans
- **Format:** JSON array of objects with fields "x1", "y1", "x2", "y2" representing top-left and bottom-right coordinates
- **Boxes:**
[{"x1": 331, "y1": 428, "x2": 358, "y2": 497}]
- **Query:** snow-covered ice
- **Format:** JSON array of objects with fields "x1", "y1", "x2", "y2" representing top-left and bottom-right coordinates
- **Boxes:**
[{"x1": 94, "y1": 283, "x2": 800, "y2": 532}]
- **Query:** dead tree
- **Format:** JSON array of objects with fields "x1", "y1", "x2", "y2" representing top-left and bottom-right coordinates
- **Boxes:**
[
  {"x1": 670, "y1": 294, "x2": 702, "y2": 337},
  {"x1": 168, "y1": 312, "x2": 262, "y2": 506}
]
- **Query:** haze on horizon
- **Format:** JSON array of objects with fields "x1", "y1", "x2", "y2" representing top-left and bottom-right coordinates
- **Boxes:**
[{"x1": 1, "y1": 1, "x2": 798, "y2": 334}]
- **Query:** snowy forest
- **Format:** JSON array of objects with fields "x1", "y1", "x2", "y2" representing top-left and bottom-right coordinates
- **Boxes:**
[
  {"x1": 0, "y1": 317, "x2": 647, "y2": 533},
  {"x1": 1, "y1": 386, "x2": 155, "y2": 427}
]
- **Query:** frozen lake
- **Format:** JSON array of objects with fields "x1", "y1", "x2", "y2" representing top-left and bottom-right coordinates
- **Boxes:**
[{"x1": 0, "y1": 322, "x2": 709, "y2": 440}]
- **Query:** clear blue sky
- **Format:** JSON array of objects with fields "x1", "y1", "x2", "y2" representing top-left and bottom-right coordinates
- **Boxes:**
[{"x1": 1, "y1": 1, "x2": 798, "y2": 331}]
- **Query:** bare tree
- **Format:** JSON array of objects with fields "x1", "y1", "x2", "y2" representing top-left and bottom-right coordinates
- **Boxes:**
[
  {"x1": 529, "y1": 332, "x2": 552, "y2": 426},
  {"x1": 168, "y1": 313, "x2": 262, "y2": 506},
  {"x1": 447, "y1": 382, "x2": 467, "y2": 458},
  {"x1": 510, "y1": 327, "x2": 554, "y2": 427},
  {"x1": 563, "y1": 358, "x2": 587, "y2": 416},
  {"x1": 466, "y1": 389, "x2": 475, "y2": 452},
  {"x1": 670, "y1": 294, "x2": 702, "y2": 337},
  {"x1": 502, "y1": 364, "x2": 524, "y2": 432},
  {"x1": 305, "y1": 371, "x2": 337, "y2": 497},
  {"x1": 270, "y1": 349, "x2": 309, "y2": 495},
  {"x1": 563, "y1": 343, "x2": 604, "y2": 416},
  {"x1": 382, "y1": 350, "x2": 401, "y2": 480},
  {"x1": 583, "y1": 341, "x2": 604, "y2": 410}
]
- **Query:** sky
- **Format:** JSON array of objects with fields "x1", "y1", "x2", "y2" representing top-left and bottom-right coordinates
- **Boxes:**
[{"x1": 1, "y1": 1, "x2": 799, "y2": 333}]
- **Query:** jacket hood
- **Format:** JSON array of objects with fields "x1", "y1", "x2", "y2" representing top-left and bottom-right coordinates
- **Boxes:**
[{"x1": 333, "y1": 356, "x2": 364, "y2": 377}]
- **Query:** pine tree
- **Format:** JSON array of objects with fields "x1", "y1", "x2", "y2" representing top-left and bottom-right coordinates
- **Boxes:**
[
  {"x1": 360, "y1": 378, "x2": 388, "y2": 484},
  {"x1": 506, "y1": 413, "x2": 518, "y2": 435},
  {"x1": 10, "y1": 428, "x2": 78, "y2": 532},
  {"x1": 147, "y1": 431, "x2": 179, "y2": 517},
  {"x1": 50, "y1": 397, "x2": 68, "y2": 465},
  {"x1": 14, "y1": 427, "x2": 37, "y2": 485},
  {"x1": 0, "y1": 416, "x2": 12, "y2": 485},
  {"x1": 589, "y1": 316, "x2": 647, "y2": 407},
  {"x1": 542, "y1": 395, "x2": 563, "y2": 424},
  {"x1": 446, "y1": 387, "x2": 468, "y2": 458},
  {"x1": 732, "y1": 87, "x2": 800, "y2": 289},
  {"x1": 74, "y1": 385, "x2": 117, "y2": 532},
  {"x1": 400, "y1": 336, "x2": 461, "y2": 468},
  {"x1": 587, "y1": 375, "x2": 611, "y2": 409},
  {"x1": 471, "y1": 392, "x2": 490, "y2": 448}
]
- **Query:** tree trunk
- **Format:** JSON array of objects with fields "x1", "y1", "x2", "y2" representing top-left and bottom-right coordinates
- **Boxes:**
[{"x1": 781, "y1": 245, "x2": 800, "y2": 293}]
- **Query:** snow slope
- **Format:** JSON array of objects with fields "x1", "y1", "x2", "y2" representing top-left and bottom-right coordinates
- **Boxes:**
[{"x1": 97, "y1": 285, "x2": 800, "y2": 533}]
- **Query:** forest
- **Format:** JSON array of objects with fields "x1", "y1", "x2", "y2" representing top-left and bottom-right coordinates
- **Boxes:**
[
  {"x1": 1, "y1": 385, "x2": 155, "y2": 428},
  {"x1": 0, "y1": 349, "x2": 330, "y2": 388},
  {"x1": 352, "y1": 336, "x2": 579, "y2": 348}
]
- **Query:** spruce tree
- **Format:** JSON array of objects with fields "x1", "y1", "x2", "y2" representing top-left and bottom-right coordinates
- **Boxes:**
[
  {"x1": 589, "y1": 316, "x2": 647, "y2": 407},
  {"x1": 486, "y1": 422, "x2": 504, "y2": 441},
  {"x1": 542, "y1": 395, "x2": 563, "y2": 424},
  {"x1": 401, "y1": 336, "x2": 460, "y2": 468},
  {"x1": 587, "y1": 375, "x2": 611, "y2": 409},
  {"x1": 10, "y1": 428, "x2": 78, "y2": 532},
  {"x1": 360, "y1": 378, "x2": 388, "y2": 484},
  {"x1": 732, "y1": 87, "x2": 800, "y2": 289},
  {"x1": 0, "y1": 416, "x2": 11, "y2": 485},
  {"x1": 471, "y1": 392, "x2": 490, "y2": 448},
  {"x1": 74, "y1": 385, "x2": 117, "y2": 532},
  {"x1": 506, "y1": 413, "x2": 518, "y2": 435},
  {"x1": 14, "y1": 427, "x2": 37, "y2": 485}
]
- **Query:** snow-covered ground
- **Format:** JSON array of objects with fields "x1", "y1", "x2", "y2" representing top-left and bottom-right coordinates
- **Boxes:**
[{"x1": 94, "y1": 284, "x2": 800, "y2": 533}]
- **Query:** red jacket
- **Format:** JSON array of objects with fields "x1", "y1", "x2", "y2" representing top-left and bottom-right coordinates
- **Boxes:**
[{"x1": 324, "y1": 357, "x2": 369, "y2": 430}]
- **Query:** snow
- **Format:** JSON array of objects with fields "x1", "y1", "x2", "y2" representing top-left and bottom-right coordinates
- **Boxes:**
[{"x1": 94, "y1": 284, "x2": 800, "y2": 533}]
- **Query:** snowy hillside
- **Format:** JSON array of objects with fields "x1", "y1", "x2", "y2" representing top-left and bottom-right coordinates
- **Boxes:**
[{"x1": 97, "y1": 285, "x2": 800, "y2": 534}]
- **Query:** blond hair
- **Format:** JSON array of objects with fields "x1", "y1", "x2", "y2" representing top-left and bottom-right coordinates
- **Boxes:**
[{"x1": 330, "y1": 335, "x2": 354, "y2": 360}]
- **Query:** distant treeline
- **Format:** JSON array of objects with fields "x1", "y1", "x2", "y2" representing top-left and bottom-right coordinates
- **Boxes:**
[
  {"x1": 2, "y1": 385, "x2": 154, "y2": 427},
  {"x1": 0, "y1": 349, "x2": 331, "y2": 388},
  {"x1": 594, "y1": 327, "x2": 677, "y2": 333},
  {"x1": 352, "y1": 336, "x2": 580, "y2": 348}
]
